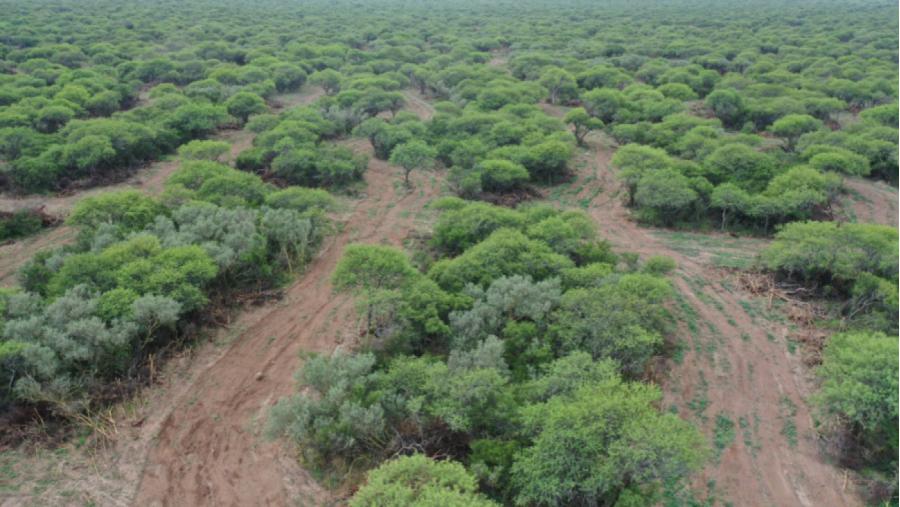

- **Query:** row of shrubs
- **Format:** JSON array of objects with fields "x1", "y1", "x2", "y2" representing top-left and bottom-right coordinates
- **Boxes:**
[{"x1": 0, "y1": 159, "x2": 336, "y2": 418}]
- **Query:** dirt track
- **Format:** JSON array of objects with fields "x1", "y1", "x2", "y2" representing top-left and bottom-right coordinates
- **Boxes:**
[
  {"x1": 131, "y1": 95, "x2": 441, "y2": 506},
  {"x1": 839, "y1": 177, "x2": 898, "y2": 227},
  {"x1": 559, "y1": 130, "x2": 860, "y2": 507},
  {"x1": 132, "y1": 141, "x2": 441, "y2": 506}
]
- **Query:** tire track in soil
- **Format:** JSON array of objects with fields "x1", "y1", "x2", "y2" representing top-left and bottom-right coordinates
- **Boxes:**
[
  {"x1": 132, "y1": 141, "x2": 442, "y2": 507},
  {"x1": 557, "y1": 130, "x2": 860, "y2": 507},
  {"x1": 838, "y1": 177, "x2": 898, "y2": 227}
]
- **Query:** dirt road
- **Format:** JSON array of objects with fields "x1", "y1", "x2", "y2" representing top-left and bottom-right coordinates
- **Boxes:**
[{"x1": 558, "y1": 131, "x2": 860, "y2": 507}]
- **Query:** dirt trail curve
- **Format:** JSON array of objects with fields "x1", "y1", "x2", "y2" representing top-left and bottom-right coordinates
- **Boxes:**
[
  {"x1": 133, "y1": 142, "x2": 441, "y2": 506},
  {"x1": 839, "y1": 177, "x2": 898, "y2": 227},
  {"x1": 562, "y1": 131, "x2": 860, "y2": 507}
]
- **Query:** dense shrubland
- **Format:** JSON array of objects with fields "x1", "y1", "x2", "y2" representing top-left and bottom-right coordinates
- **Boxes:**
[
  {"x1": 269, "y1": 199, "x2": 706, "y2": 505},
  {"x1": 1, "y1": 161, "x2": 333, "y2": 418},
  {"x1": 0, "y1": 0, "x2": 896, "y2": 504}
]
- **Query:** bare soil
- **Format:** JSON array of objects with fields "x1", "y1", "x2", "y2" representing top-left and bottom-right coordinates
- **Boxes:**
[
  {"x1": 400, "y1": 90, "x2": 436, "y2": 121},
  {"x1": 837, "y1": 177, "x2": 898, "y2": 227}
]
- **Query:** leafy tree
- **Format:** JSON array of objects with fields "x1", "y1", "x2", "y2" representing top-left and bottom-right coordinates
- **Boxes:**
[
  {"x1": 815, "y1": 332, "x2": 898, "y2": 459},
  {"x1": 479, "y1": 159, "x2": 529, "y2": 192},
  {"x1": 350, "y1": 455, "x2": 499, "y2": 507},
  {"x1": 165, "y1": 102, "x2": 229, "y2": 139},
  {"x1": 657, "y1": 83, "x2": 698, "y2": 101},
  {"x1": 538, "y1": 67, "x2": 578, "y2": 105},
  {"x1": 563, "y1": 107, "x2": 603, "y2": 147},
  {"x1": 224, "y1": 92, "x2": 267, "y2": 124},
  {"x1": 611, "y1": 144, "x2": 672, "y2": 206},
  {"x1": 807, "y1": 150, "x2": 870, "y2": 176},
  {"x1": 704, "y1": 89, "x2": 746, "y2": 128},
  {"x1": 710, "y1": 183, "x2": 751, "y2": 230},
  {"x1": 703, "y1": 143, "x2": 776, "y2": 192},
  {"x1": 309, "y1": 69, "x2": 343, "y2": 95},
  {"x1": 333, "y1": 244, "x2": 418, "y2": 332},
  {"x1": 511, "y1": 379, "x2": 706, "y2": 506},
  {"x1": 770, "y1": 114, "x2": 823, "y2": 150},
  {"x1": 266, "y1": 352, "x2": 385, "y2": 464},
  {"x1": 761, "y1": 221, "x2": 897, "y2": 285},
  {"x1": 582, "y1": 88, "x2": 625, "y2": 124},
  {"x1": 859, "y1": 104, "x2": 898, "y2": 127},
  {"x1": 389, "y1": 140, "x2": 437, "y2": 187},
  {"x1": 634, "y1": 169, "x2": 698, "y2": 225},
  {"x1": 550, "y1": 273, "x2": 671, "y2": 375},
  {"x1": 431, "y1": 202, "x2": 525, "y2": 255},
  {"x1": 429, "y1": 229, "x2": 574, "y2": 292},
  {"x1": 68, "y1": 190, "x2": 165, "y2": 232},
  {"x1": 265, "y1": 187, "x2": 335, "y2": 213},
  {"x1": 271, "y1": 63, "x2": 307, "y2": 92}
]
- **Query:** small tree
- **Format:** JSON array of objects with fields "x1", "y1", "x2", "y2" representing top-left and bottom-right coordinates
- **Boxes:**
[
  {"x1": 224, "y1": 92, "x2": 267, "y2": 124},
  {"x1": 815, "y1": 332, "x2": 898, "y2": 459},
  {"x1": 710, "y1": 183, "x2": 750, "y2": 230},
  {"x1": 704, "y1": 89, "x2": 745, "y2": 128},
  {"x1": 309, "y1": 69, "x2": 343, "y2": 95},
  {"x1": 611, "y1": 144, "x2": 673, "y2": 206},
  {"x1": 769, "y1": 114, "x2": 823, "y2": 151},
  {"x1": 511, "y1": 380, "x2": 706, "y2": 506},
  {"x1": 389, "y1": 140, "x2": 436, "y2": 187},
  {"x1": 350, "y1": 454, "x2": 499, "y2": 507},
  {"x1": 564, "y1": 107, "x2": 604, "y2": 147},
  {"x1": 332, "y1": 244, "x2": 418, "y2": 333},
  {"x1": 539, "y1": 67, "x2": 578, "y2": 105}
]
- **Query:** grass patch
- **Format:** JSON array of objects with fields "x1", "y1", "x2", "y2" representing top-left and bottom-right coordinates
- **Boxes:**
[
  {"x1": 780, "y1": 396, "x2": 799, "y2": 448},
  {"x1": 786, "y1": 338, "x2": 798, "y2": 354},
  {"x1": 652, "y1": 230, "x2": 769, "y2": 270},
  {"x1": 687, "y1": 371, "x2": 710, "y2": 422},
  {"x1": 713, "y1": 413, "x2": 736, "y2": 458}
]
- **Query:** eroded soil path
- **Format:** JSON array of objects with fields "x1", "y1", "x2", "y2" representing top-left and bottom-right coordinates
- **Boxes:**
[{"x1": 552, "y1": 130, "x2": 860, "y2": 507}]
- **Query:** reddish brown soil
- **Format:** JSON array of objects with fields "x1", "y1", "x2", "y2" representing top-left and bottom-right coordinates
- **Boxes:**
[
  {"x1": 560, "y1": 130, "x2": 860, "y2": 507},
  {"x1": 838, "y1": 177, "x2": 898, "y2": 227},
  {"x1": 132, "y1": 142, "x2": 442, "y2": 507},
  {"x1": 0, "y1": 226, "x2": 77, "y2": 287}
]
